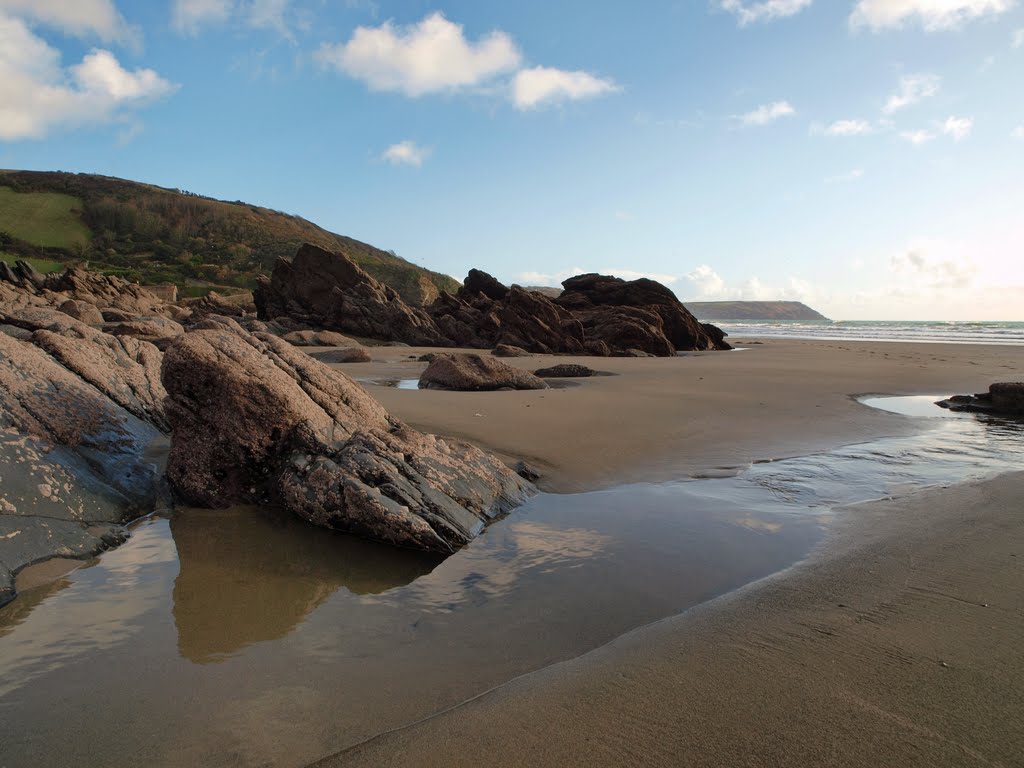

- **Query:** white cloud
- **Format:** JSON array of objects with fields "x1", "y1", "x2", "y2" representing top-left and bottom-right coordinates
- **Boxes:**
[
  {"x1": 737, "y1": 100, "x2": 795, "y2": 126},
  {"x1": 518, "y1": 267, "x2": 679, "y2": 287},
  {"x1": 512, "y1": 66, "x2": 619, "y2": 110},
  {"x1": 851, "y1": 0, "x2": 1014, "y2": 31},
  {"x1": 718, "y1": 0, "x2": 815, "y2": 25},
  {"x1": 900, "y1": 129, "x2": 937, "y2": 145},
  {"x1": 172, "y1": 0, "x2": 233, "y2": 33},
  {"x1": 825, "y1": 169, "x2": 865, "y2": 183},
  {"x1": 0, "y1": 14, "x2": 176, "y2": 141},
  {"x1": 687, "y1": 265, "x2": 727, "y2": 298},
  {"x1": 889, "y1": 240, "x2": 978, "y2": 288},
  {"x1": 1013, "y1": 28, "x2": 1024, "y2": 47},
  {"x1": 380, "y1": 140, "x2": 430, "y2": 167},
  {"x1": 941, "y1": 115, "x2": 973, "y2": 140},
  {"x1": 685, "y1": 264, "x2": 823, "y2": 303},
  {"x1": 0, "y1": 0, "x2": 136, "y2": 44},
  {"x1": 316, "y1": 12, "x2": 521, "y2": 96},
  {"x1": 1011, "y1": 125, "x2": 1024, "y2": 139},
  {"x1": 883, "y1": 73, "x2": 940, "y2": 114},
  {"x1": 812, "y1": 118, "x2": 874, "y2": 136}
]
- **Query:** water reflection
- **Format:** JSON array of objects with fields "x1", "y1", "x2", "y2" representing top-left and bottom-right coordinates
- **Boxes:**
[{"x1": 171, "y1": 506, "x2": 441, "y2": 663}]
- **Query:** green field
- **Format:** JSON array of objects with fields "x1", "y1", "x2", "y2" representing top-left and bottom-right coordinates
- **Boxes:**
[
  {"x1": 0, "y1": 187, "x2": 91, "y2": 249},
  {"x1": 0, "y1": 252, "x2": 67, "y2": 274}
]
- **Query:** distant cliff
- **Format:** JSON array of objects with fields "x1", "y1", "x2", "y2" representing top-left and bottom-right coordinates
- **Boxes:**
[{"x1": 684, "y1": 301, "x2": 831, "y2": 322}]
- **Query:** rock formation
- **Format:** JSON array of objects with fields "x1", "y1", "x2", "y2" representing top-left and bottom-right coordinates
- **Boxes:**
[
  {"x1": 534, "y1": 364, "x2": 596, "y2": 378},
  {"x1": 254, "y1": 244, "x2": 447, "y2": 346},
  {"x1": 162, "y1": 327, "x2": 533, "y2": 553},
  {"x1": 419, "y1": 353, "x2": 549, "y2": 391},
  {"x1": 937, "y1": 383, "x2": 1024, "y2": 415}
]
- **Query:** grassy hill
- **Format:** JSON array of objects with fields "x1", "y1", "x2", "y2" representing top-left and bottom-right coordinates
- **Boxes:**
[{"x1": 0, "y1": 170, "x2": 459, "y2": 304}]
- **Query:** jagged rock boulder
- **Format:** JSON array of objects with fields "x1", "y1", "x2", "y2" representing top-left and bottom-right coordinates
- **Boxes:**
[
  {"x1": 556, "y1": 273, "x2": 730, "y2": 354},
  {"x1": 462, "y1": 268, "x2": 509, "y2": 301},
  {"x1": 183, "y1": 290, "x2": 253, "y2": 320},
  {"x1": 492, "y1": 344, "x2": 531, "y2": 358},
  {"x1": 938, "y1": 383, "x2": 1024, "y2": 415},
  {"x1": 59, "y1": 299, "x2": 104, "y2": 325},
  {"x1": 161, "y1": 328, "x2": 534, "y2": 553},
  {"x1": 108, "y1": 316, "x2": 185, "y2": 349},
  {"x1": 311, "y1": 347, "x2": 372, "y2": 363},
  {"x1": 419, "y1": 353, "x2": 549, "y2": 391},
  {"x1": 282, "y1": 329, "x2": 359, "y2": 347},
  {"x1": 534, "y1": 364, "x2": 596, "y2": 378},
  {"x1": 254, "y1": 244, "x2": 448, "y2": 346}
]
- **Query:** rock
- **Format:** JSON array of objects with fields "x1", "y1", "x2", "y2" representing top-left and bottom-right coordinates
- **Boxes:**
[
  {"x1": 616, "y1": 348, "x2": 656, "y2": 358},
  {"x1": 534, "y1": 364, "x2": 596, "y2": 378},
  {"x1": 515, "y1": 460, "x2": 541, "y2": 482},
  {"x1": 418, "y1": 353, "x2": 437, "y2": 363},
  {"x1": 937, "y1": 383, "x2": 1024, "y2": 415},
  {"x1": 282, "y1": 329, "x2": 359, "y2": 347},
  {"x1": 419, "y1": 354, "x2": 549, "y2": 391},
  {"x1": 492, "y1": 344, "x2": 531, "y2": 358},
  {"x1": 58, "y1": 299, "x2": 104, "y2": 325},
  {"x1": 108, "y1": 316, "x2": 185, "y2": 349},
  {"x1": 0, "y1": 331, "x2": 165, "y2": 605},
  {"x1": 0, "y1": 324, "x2": 32, "y2": 341},
  {"x1": 462, "y1": 269, "x2": 509, "y2": 301},
  {"x1": 183, "y1": 291, "x2": 253, "y2": 320},
  {"x1": 102, "y1": 309, "x2": 135, "y2": 323},
  {"x1": 311, "y1": 347, "x2": 372, "y2": 364},
  {"x1": 254, "y1": 244, "x2": 448, "y2": 346},
  {"x1": 161, "y1": 329, "x2": 534, "y2": 553}
]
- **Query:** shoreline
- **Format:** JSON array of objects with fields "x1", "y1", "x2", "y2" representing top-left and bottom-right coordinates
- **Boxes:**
[{"x1": 318, "y1": 469, "x2": 1024, "y2": 767}]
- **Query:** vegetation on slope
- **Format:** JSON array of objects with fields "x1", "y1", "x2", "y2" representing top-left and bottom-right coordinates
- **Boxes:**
[{"x1": 0, "y1": 170, "x2": 459, "y2": 304}]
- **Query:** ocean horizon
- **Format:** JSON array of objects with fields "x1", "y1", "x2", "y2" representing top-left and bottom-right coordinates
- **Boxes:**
[{"x1": 713, "y1": 320, "x2": 1024, "y2": 346}]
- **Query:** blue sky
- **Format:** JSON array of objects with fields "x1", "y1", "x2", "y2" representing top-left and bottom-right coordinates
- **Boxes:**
[{"x1": 1, "y1": 0, "x2": 1022, "y2": 320}]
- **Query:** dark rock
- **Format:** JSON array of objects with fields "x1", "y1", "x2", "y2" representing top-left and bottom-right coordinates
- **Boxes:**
[
  {"x1": 515, "y1": 460, "x2": 542, "y2": 482},
  {"x1": 492, "y1": 344, "x2": 531, "y2": 358},
  {"x1": 419, "y1": 354, "x2": 549, "y2": 391},
  {"x1": 0, "y1": 324, "x2": 32, "y2": 341},
  {"x1": 282, "y1": 329, "x2": 358, "y2": 347},
  {"x1": 418, "y1": 353, "x2": 437, "y2": 363},
  {"x1": 311, "y1": 347, "x2": 372, "y2": 363},
  {"x1": 460, "y1": 269, "x2": 508, "y2": 302},
  {"x1": 254, "y1": 243, "x2": 448, "y2": 346},
  {"x1": 937, "y1": 382, "x2": 1024, "y2": 414},
  {"x1": 161, "y1": 329, "x2": 534, "y2": 553},
  {"x1": 534, "y1": 364, "x2": 596, "y2": 378}
]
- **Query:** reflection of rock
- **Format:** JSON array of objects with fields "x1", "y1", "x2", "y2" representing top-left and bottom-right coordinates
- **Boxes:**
[
  {"x1": 938, "y1": 383, "x2": 1024, "y2": 415},
  {"x1": 170, "y1": 507, "x2": 441, "y2": 663}
]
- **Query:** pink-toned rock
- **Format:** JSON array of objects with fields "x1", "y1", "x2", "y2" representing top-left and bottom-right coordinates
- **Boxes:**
[
  {"x1": 282, "y1": 329, "x2": 359, "y2": 347},
  {"x1": 311, "y1": 347, "x2": 372, "y2": 363},
  {"x1": 58, "y1": 299, "x2": 104, "y2": 325},
  {"x1": 161, "y1": 328, "x2": 533, "y2": 553},
  {"x1": 419, "y1": 353, "x2": 549, "y2": 391}
]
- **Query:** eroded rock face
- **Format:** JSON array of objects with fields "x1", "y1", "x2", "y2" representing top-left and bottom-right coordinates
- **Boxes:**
[
  {"x1": 311, "y1": 347, "x2": 372, "y2": 363},
  {"x1": 161, "y1": 328, "x2": 533, "y2": 553},
  {"x1": 492, "y1": 344, "x2": 530, "y2": 358},
  {"x1": 108, "y1": 316, "x2": 185, "y2": 349},
  {"x1": 254, "y1": 244, "x2": 447, "y2": 346},
  {"x1": 282, "y1": 329, "x2": 358, "y2": 347},
  {"x1": 938, "y1": 383, "x2": 1024, "y2": 414},
  {"x1": 419, "y1": 353, "x2": 549, "y2": 391}
]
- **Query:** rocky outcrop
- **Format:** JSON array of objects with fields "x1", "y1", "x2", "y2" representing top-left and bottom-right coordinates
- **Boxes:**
[
  {"x1": 161, "y1": 328, "x2": 533, "y2": 553},
  {"x1": 254, "y1": 244, "x2": 448, "y2": 346},
  {"x1": 492, "y1": 344, "x2": 530, "y2": 358},
  {"x1": 311, "y1": 347, "x2": 372, "y2": 363},
  {"x1": 282, "y1": 330, "x2": 359, "y2": 347},
  {"x1": 59, "y1": 299, "x2": 104, "y2": 325},
  {"x1": 108, "y1": 316, "x2": 185, "y2": 349},
  {"x1": 534, "y1": 364, "x2": 596, "y2": 378},
  {"x1": 556, "y1": 273, "x2": 731, "y2": 354},
  {"x1": 938, "y1": 383, "x2": 1024, "y2": 415},
  {"x1": 419, "y1": 354, "x2": 549, "y2": 391}
]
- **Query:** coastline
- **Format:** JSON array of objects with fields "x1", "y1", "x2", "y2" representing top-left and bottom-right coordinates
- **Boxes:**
[{"x1": 319, "y1": 470, "x2": 1024, "y2": 767}]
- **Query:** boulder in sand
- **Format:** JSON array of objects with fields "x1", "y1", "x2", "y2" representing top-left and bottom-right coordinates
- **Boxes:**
[
  {"x1": 419, "y1": 353, "x2": 549, "y2": 391},
  {"x1": 282, "y1": 329, "x2": 358, "y2": 347},
  {"x1": 311, "y1": 347, "x2": 372, "y2": 364},
  {"x1": 937, "y1": 383, "x2": 1024, "y2": 415},
  {"x1": 161, "y1": 328, "x2": 534, "y2": 553},
  {"x1": 534, "y1": 364, "x2": 596, "y2": 378}
]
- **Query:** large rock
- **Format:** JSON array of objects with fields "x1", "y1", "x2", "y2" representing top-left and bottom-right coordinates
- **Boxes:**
[
  {"x1": 419, "y1": 353, "x2": 549, "y2": 391},
  {"x1": 556, "y1": 273, "x2": 731, "y2": 354},
  {"x1": 161, "y1": 328, "x2": 533, "y2": 553},
  {"x1": 0, "y1": 332, "x2": 164, "y2": 606},
  {"x1": 534, "y1": 364, "x2": 596, "y2": 378},
  {"x1": 254, "y1": 244, "x2": 448, "y2": 346},
  {"x1": 108, "y1": 316, "x2": 185, "y2": 348},
  {"x1": 937, "y1": 383, "x2": 1024, "y2": 415},
  {"x1": 58, "y1": 299, "x2": 104, "y2": 325},
  {"x1": 282, "y1": 329, "x2": 358, "y2": 347}
]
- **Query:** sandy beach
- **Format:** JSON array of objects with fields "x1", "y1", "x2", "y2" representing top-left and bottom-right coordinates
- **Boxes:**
[
  {"x1": 297, "y1": 338, "x2": 1024, "y2": 767},
  {"x1": 331, "y1": 338, "x2": 1024, "y2": 491}
]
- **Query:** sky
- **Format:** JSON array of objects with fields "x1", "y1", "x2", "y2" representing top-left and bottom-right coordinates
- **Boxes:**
[{"x1": 1, "y1": 0, "x2": 1023, "y2": 320}]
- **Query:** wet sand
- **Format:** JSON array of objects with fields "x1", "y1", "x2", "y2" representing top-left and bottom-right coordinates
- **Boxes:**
[
  {"x1": 336, "y1": 339, "x2": 1024, "y2": 491},
  {"x1": 322, "y1": 471, "x2": 1024, "y2": 768}
]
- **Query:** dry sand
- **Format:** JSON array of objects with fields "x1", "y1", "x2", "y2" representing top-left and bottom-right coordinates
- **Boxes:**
[
  {"x1": 305, "y1": 339, "x2": 1024, "y2": 767},
  {"x1": 333, "y1": 339, "x2": 1024, "y2": 491},
  {"x1": 320, "y1": 471, "x2": 1024, "y2": 768}
]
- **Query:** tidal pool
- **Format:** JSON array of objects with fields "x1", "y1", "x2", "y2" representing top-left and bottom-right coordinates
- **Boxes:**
[{"x1": 0, "y1": 396, "x2": 1020, "y2": 768}]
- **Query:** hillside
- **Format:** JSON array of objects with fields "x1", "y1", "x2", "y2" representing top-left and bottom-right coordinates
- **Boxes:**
[
  {"x1": 0, "y1": 170, "x2": 459, "y2": 305},
  {"x1": 685, "y1": 301, "x2": 831, "y2": 322}
]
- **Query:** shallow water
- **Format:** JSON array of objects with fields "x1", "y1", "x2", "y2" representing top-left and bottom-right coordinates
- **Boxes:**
[{"x1": 1, "y1": 397, "x2": 1021, "y2": 768}]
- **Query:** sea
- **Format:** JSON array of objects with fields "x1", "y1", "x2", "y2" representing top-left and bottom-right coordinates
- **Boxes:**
[{"x1": 714, "y1": 320, "x2": 1024, "y2": 346}]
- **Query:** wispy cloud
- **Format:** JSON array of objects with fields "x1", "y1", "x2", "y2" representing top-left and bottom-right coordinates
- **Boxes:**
[
  {"x1": 811, "y1": 118, "x2": 874, "y2": 137},
  {"x1": 851, "y1": 0, "x2": 1014, "y2": 31},
  {"x1": 380, "y1": 140, "x2": 430, "y2": 167},
  {"x1": 737, "y1": 100, "x2": 795, "y2": 126},
  {"x1": 512, "y1": 66, "x2": 619, "y2": 110},
  {"x1": 0, "y1": 0, "x2": 138, "y2": 45},
  {"x1": 717, "y1": 0, "x2": 815, "y2": 26},
  {"x1": 883, "y1": 73, "x2": 940, "y2": 114},
  {"x1": 941, "y1": 115, "x2": 973, "y2": 140},
  {"x1": 1011, "y1": 125, "x2": 1024, "y2": 140},
  {"x1": 900, "y1": 129, "x2": 936, "y2": 145}
]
